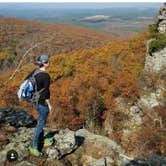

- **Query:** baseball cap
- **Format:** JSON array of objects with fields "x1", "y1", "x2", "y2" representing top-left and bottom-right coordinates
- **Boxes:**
[{"x1": 37, "y1": 54, "x2": 50, "y2": 64}]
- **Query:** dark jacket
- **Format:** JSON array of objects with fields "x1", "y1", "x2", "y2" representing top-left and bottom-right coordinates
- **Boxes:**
[{"x1": 25, "y1": 69, "x2": 50, "y2": 106}]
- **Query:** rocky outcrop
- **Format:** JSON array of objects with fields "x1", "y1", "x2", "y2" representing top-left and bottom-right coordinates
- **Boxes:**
[
  {"x1": 0, "y1": 125, "x2": 124, "y2": 166},
  {"x1": 0, "y1": 108, "x2": 124, "y2": 165},
  {"x1": 0, "y1": 127, "x2": 79, "y2": 165},
  {"x1": 158, "y1": 3, "x2": 166, "y2": 34},
  {"x1": 46, "y1": 129, "x2": 78, "y2": 160},
  {"x1": 0, "y1": 109, "x2": 165, "y2": 166},
  {"x1": 142, "y1": 43, "x2": 166, "y2": 109},
  {"x1": 76, "y1": 129, "x2": 123, "y2": 155},
  {"x1": 144, "y1": 46, "x2": 166, "y2": 74},
  {"x1": 142, "y1": 3, "x2": 166, "y2": 112},
  {"x1": 144, "y1": 3, "x2": 166, "y2": 74},
  {"x1": 0, "y1": 108, "x2": 36, "y2": 127},
  {"x1": 65, "y1": 129, "x2": 124, "y2": 165}
]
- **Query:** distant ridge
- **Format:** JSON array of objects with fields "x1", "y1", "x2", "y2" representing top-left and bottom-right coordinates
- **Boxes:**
[{"x1": 0, "y1": 16, "x2": 113, "y2": 71}]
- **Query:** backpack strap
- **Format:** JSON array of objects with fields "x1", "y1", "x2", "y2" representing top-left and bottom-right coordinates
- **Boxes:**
[
  {"x1": 31, "y1": 69, "x2": 45, "y2": 108},
  {"x1": 32, "y1": 69, "x2": 44, "y2": 92},
  {"x1": 33, "y1": 69, "x2": 45, "y2": 76}
]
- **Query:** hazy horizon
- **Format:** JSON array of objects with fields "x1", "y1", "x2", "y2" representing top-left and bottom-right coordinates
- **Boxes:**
[
  {"x1": 0, "y1": 2, "x2": 163, "y2": 10},
  {"x1": 0, "y1": 2, "x2": 163, "y2": 36}
]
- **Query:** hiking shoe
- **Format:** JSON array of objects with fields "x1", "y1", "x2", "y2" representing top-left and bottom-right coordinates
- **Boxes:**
[
  {"x1": 43, "y1": 137, "x2": 54, "y2": 147},
  {"x1": 29, "y1": 146, "x2": 43, "y2": 157}
]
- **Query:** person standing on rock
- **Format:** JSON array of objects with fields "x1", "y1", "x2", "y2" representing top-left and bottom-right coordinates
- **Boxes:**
[{"x1": 27, "y1": 54, "x2": 53, "y2": 156}]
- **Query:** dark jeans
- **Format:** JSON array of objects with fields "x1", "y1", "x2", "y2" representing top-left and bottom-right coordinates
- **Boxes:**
[{"x1": 31, "y1": 104, "x2": 49, "y2": 148}]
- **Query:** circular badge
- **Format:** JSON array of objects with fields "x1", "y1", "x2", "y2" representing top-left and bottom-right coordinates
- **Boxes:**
[{"x1": 6, "y1": 150, "x2": 18, "y2": 162}]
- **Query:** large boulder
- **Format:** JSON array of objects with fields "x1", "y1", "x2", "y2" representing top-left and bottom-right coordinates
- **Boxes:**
[
  {"x1": 0, "y1": 108, "x2": 36, "y2": 127},
  {"x1": 76, "y1": 129, "x2": 123, "y2": 155},
  {"x1": 46, "y1": 129, "x2": 77, "y2": 160},
  {"x1": 146, "y1": 155, "x2": 166, "y2": 166},
  {"x1": 64, "y1": 129, "x2": 124, "y2": 165}
]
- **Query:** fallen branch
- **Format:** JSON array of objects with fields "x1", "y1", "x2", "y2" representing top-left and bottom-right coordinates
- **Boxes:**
[{"x1": 119, "y1": 154, "x2": 134, "y2": 161}]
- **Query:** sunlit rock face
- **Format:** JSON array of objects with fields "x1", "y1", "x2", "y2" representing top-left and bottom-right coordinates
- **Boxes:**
[
  {"x1": 144, "y1": 3, "x2": 166, "y2": 74},
  {"x1": 158, "y1": 3, "x2": 166, "y2": 34}
]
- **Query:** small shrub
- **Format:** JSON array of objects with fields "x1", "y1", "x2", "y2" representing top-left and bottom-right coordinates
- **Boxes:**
[
  {"x1": 149, "y1": 23, "x2": 158, "y2": 38},
  {"x1": 149, "y1": 33, "x2": 166, "y2": 54},
  {"x1": 85, "y1": 96, "x2": 106, "y2": 132}
]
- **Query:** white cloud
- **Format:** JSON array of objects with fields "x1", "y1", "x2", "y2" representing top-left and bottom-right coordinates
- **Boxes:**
[{"x1": 84, "y1": 15, "x2": 110, "y2": 20}]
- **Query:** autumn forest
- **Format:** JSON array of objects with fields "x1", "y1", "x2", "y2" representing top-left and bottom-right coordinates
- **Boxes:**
[{"x1": 0, "y1": 12, "x2": 165, "y2": 162}]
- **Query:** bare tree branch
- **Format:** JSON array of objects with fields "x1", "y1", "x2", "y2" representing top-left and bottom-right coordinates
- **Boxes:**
[{"x1": 0, "y1": 34, "x2": 56, "y2": 87}]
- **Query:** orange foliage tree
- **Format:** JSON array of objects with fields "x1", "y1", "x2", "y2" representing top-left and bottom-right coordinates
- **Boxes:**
[{"x1": 0, "y1": 32, "x2": 148, "y2": 131}]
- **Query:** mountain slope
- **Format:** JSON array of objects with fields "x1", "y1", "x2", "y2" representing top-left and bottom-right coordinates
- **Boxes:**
[
  {"x1": 0, "y1": 11, "x2": 165, "y2": 163},
  {"x1": 0, "y1": 31, "x2": 149, "y2": 117},
  {"x1": 0, "y1": 16, "x2": 114, "y2": 71}
]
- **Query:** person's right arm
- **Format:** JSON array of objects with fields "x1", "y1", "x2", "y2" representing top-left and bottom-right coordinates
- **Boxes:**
[
  {"x1": 46, "y1": 99, "x2": 52, "y2": 113},
  {"x1": 42, "y1": 73, "x2": 52, "y2": 113}
]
